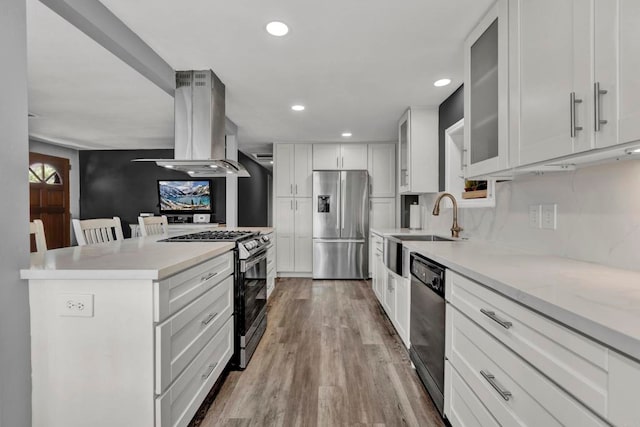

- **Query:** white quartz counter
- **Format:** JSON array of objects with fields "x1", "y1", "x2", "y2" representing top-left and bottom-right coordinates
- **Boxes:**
[
  {"x1": 371, "y1": 227, "x2": 451, "y2": 237},
  {"x1": 404, "y1": 240, "x2": 640, "y2": 362},
  {"x1": 20, "y1": 237, "x2": 235, "y2": 281}
]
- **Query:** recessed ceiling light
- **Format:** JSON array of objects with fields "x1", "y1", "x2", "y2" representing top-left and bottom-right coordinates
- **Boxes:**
[
  {"x1": 434, "y1": 78, "x2": 452, "y2": 87},
  {"x1": 342, "y1": 132, "x2": 352, "y2": 137},
  {"x1": 266, "y1": 21, "x2": 289, "y2": 37},
  {"x1": 209, "y1": 165, "x2": 218, "y2": 168},
  {"x1": 291, "y1": 105, "x2": 305, "y2": 111}
]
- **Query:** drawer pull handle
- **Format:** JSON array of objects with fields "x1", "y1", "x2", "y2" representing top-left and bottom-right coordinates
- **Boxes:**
[
  {"x1": 480, "y1": 308, "x2": 512, "y2": 329},
  {"x1": 201, "y1": 362, "x2": 218, "y2": 380},
  {"x1": 200, "y1": 271, "x2": 220, "y2": 282},
  {"x1": 480, "y1": 370, "x2": 512, "y2": 401},
  {"x1": 201, "y1": 312, "x2": 218, "y2": 326}
]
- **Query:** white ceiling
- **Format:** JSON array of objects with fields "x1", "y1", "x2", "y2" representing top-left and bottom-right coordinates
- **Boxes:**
[{"x1": 28, "y1": 0, "x2": 493, "y2": 150}]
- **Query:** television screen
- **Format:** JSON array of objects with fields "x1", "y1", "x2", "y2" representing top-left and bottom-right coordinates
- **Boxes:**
[{"x1": 158, "y1": 180, "x2": 212, "y2": 213}]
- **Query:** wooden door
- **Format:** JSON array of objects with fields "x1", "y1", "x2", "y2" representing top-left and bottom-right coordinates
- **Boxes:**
[{"x1": 29, "y1": 152, "x2": 70, "y2": 249}]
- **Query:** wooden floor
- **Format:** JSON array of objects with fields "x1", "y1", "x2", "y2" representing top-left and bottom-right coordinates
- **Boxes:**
[{"x1": 200, "y1": 278, "x2": 444, "y2": 427}]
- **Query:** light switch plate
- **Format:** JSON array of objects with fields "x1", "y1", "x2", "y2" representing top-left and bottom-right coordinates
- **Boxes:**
[
  {"x1": 57, "y1": 294, "x2": 94, "y2": 317},
  {"x1": 528, "y1": 204, "x2": 542, "y2": 228},
  {"x1": 542, "y1": 204, "x2": 557, "y2": 230}
]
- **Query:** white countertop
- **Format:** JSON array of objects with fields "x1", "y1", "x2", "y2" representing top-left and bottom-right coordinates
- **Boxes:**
[
  {"x1": 371, "y1": 227, "x2": 452, "y2": 237},
  {"x1": 404, "y1": 240, "x2": 640, "y2": 362},
  {"x1": 21, "y1": 237, "x2": 235, "y2": 281}
]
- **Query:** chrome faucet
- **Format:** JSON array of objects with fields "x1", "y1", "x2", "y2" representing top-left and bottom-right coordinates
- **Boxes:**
[{"x1": 432, "y1": 193, "x2": 463, "y2": 238}]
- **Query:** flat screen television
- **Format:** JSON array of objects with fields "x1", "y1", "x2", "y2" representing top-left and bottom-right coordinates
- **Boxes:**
[{"x1": 158, "y1": 180, "x2": 212, "y2": 214}]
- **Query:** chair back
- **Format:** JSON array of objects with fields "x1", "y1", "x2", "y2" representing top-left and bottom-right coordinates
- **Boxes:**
[
  {"x1": 29, "y1": 219, "x2": 48, "y2": 253},
  {"x1": 138, "y1": 215, "x2": 169, "y2": 237},
  {"x1": 72, "y1": 216, "x2": 124, "y2": 246}
]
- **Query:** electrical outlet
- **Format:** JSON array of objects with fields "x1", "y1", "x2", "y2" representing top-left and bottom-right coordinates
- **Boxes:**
[
  {"x1": 528, "y1": 204, "x2": 542, "y2": 228},
  {"x1": 541, "y1": 204, "x2": 557, "y2": 230},
  {"x1": 57, "y1": 294, "x2": 94, "y2": 317}
]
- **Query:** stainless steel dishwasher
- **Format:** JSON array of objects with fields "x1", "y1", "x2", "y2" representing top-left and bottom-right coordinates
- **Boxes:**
[{"x1": 409, "y1": 252, "x2": 446, "y2": 417}]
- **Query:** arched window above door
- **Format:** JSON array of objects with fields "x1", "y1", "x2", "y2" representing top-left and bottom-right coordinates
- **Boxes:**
[{"x1": 29, "y1": 162, "x2": 62, "y2": 185}]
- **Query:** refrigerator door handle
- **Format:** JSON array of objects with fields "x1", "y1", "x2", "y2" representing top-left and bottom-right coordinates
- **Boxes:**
[{"x1": 341, "y1": 173, "x2": 346, "y2": 231}]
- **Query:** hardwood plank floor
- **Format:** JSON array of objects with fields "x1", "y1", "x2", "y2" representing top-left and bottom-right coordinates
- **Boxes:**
[{"x1": 199, "y1": 278, "x2": 444, "y2": 427}]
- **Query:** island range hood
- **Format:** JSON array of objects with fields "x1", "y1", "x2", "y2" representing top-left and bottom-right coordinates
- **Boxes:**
[{"x1": 134, "y1": 70, "x2": 249, "y2": 177}]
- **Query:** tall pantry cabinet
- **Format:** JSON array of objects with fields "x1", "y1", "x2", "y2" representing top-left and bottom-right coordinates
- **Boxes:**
[{"x1": 273, "y1": 144, "x2": 313, "y2": 274}]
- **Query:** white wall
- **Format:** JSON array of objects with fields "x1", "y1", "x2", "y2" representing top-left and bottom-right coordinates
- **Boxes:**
[
  {"x1": 0, "y1": 0, "x2": 31, "y2": 425},
  {"x1": 29, "y1": 140, "x2": 80, "y2": 219},
  {"x1": 419, "y1": 159, "x2": 640, "y2": 272}
]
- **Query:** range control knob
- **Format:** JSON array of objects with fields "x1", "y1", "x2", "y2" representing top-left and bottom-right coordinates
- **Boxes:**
[{"x1": 261, "y1": 235, "x2": 270, "y2": 242}]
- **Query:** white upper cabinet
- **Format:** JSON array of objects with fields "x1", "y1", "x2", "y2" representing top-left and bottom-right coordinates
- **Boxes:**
[
  {"x1": 508, "y1": 0, "x2": 640, "y2": 167},
  {"x1": 313, "y1": 143, "x2": 368, "y2": 170},
  {"x1": 398, "y1": 108, "x2": 439, "y2": 194},
  {"x1": 509, "y1": 0, "x2": 592, "y2": 166},
  {"x1": 368, "y1": 144, "x2": 396, "y2": 198},
  {"x1": 464, "y1": 0, "x2": 510, "y2": 178},
  {"x1": 274, "y1": 143, "x2": 312, "y2": 197},
  {"x1": 596, "y1": 0, "x2": 640, "y2": 149}
]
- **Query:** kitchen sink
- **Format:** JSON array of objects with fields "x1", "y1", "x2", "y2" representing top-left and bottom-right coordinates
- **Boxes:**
[{"x1": 389, "y1": 234, "x2": 454, "y2": 242}]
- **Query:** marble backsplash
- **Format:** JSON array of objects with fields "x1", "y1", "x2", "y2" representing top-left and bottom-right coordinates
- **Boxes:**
[{"x1": 417, "y1": 159, "x2": 640, "y2": 272}]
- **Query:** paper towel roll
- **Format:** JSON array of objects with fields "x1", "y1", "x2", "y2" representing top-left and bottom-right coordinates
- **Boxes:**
[{"x1": 409, "y1": 204, "x2": 421, "y2": 230}]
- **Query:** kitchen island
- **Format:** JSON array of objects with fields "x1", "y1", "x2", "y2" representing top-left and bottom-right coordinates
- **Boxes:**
[{"x1": 21, "y1": 237, "x2": 236, "y2": 427}]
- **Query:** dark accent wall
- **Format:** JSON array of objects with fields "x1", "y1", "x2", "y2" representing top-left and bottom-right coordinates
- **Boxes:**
[
  {"x1": 438, "y1": 84, "x2": 464, "y2": 191},
  {"x1": 237, "y1": 151, "x2": 272, "y2": 227},
  {"x1": 79, "y1": 149, "x2": 226, "y2": 237}
]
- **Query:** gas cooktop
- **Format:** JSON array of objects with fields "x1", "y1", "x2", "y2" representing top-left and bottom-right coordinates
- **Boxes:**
[{"x1": 161, "y1": 230, "x2": 259, "y2": 243}]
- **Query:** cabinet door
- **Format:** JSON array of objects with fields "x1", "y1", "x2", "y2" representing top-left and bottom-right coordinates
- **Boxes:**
[
  {"x1": 398, "y1": 111, "x2": 410, "y2": 192},
  {"x1": 465, "y1": 0, "x2": 510, "y2": 177},
  {"x1": 275, "y1": 198, "x2": 294, "y2": 271},
  {"x1": 385, "y1": 270, "x2": 397, "y2": 322},
  {"x1": 368, "y1": 144, "x2": 396, "y2": 197},
  {"x1": 340, "y1": 144, "x2": 368, "y2": 169},
  {"x1": 313, "y1": 144, "x2": 341, "y2": 170},
  {"x1": 370, "y1": 198, "x2": 396, "y2": 231},
  {"x1": 293, "y1": 144, "x2": 313, "y2": 197},
  {"x1": 274, "y1": 144, "x2": 294, "y2": 197},
  {"x1": 511, "y1": 0, "x2": 593, "y2": 166},
  {"x1": 395, "y1": 276, "x2": 410, "y2": 348},
  {"x1": 606, "y1": 0, "x2": 640, "y2": 147},
  {"x1": 293, "y1": 198, "x2": 312, "y2": 272}
]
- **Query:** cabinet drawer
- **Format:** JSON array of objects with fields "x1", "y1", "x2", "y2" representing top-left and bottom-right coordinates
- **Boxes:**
[
  {"x1": 447, "y1": 306, "x2": 605, "y2": 426},
  {"x1": 447, "y1": 270, "x2": 609, "y2": 415},
  {"x1": 154, "y1": 251, "x2": 234, "y2": 322},
  {"x1": 445, "y1": 361, "x2": 499, "y2": 427},
  {"x1": 371, "y1": 233, "x2": 383, "y2": 253},
  {"x1": 155, "y1": 275, "x2": 233, "y2": 394},
  {"x1": 267, "y1": 246, "x2": 275, "y2": 273},
  {"x1": 156, "y1": 316, "x2": 233, "y2": 427}
]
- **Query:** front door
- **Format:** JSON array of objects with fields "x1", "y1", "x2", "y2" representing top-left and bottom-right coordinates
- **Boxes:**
[{"x1": 29, "y1": 152, "x2": 70, "y2": 249}]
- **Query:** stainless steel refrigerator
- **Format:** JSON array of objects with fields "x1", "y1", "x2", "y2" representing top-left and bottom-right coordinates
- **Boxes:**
[{"x1": 313, "y1": 170, "x2": 369, "y2": 279}]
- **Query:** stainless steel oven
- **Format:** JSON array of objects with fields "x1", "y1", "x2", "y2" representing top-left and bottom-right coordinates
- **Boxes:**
[
  {"x1": 409, "y1": 252, "x2": 446, "y2": 416},
  {"x1": 236, "y1": 246, "x2": 268, "y2": 368}
]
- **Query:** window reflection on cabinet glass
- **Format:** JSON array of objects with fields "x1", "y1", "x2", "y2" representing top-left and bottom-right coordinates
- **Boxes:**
[{"x1": 470, "y1": 19, "x2": 499, "y2": 165}]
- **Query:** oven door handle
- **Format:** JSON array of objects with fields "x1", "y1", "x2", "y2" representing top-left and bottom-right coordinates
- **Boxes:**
[{"x1": 241, "y1": 250, "x2": 268, "y2": 272}]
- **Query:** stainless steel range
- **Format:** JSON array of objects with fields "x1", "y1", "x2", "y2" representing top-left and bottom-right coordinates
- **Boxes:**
[{"x1": 161, "y1": 230, "x2": 271, "y2": 369}]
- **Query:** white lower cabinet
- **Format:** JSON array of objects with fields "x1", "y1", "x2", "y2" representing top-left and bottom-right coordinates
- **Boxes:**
[
  {"x1": 156, "y1": 317, "x2": 233, "y2": 427},
  {"x1": 266, "y1": 244, "x2": 276, "y2": 299},
  {"x1": 373, "y1": 257, "x2": 410, "y2": 349},
  {"x1": 275, "y1": 197, "x2": 311, "y2": 274},
  {"x1": 446, "y1": 305, "x2": 604, "y2": 426},
  {"x1": 444, "y1": 269, "x2": 640, "y2": 426}
]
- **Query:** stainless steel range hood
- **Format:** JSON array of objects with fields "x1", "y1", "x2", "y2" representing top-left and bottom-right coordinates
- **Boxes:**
[{"x1": 134, "y1": 70, "x2": 249, "y2": 177}]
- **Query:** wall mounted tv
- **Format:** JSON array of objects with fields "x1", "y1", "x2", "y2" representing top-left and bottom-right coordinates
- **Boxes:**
[{"x1": 158, "y1": 180, "x2": 212, "y2": 214}]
